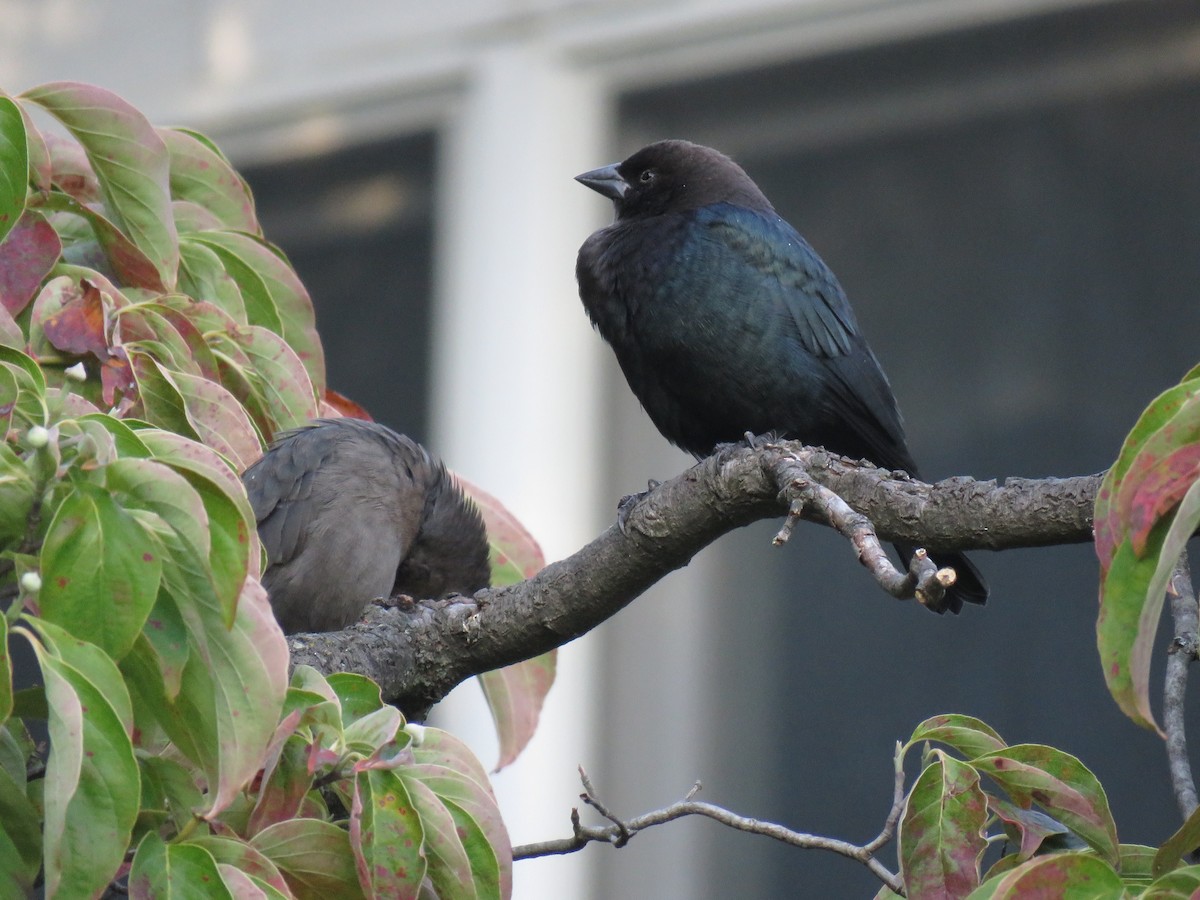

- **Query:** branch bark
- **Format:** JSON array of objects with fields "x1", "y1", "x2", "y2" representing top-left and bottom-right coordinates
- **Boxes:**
[{"x1": 286, "y1": 440, "x2": 1098, "y2": 713}]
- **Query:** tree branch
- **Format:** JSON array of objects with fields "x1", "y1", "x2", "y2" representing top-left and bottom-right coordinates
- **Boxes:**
[
  {"x1": 511, "y1": 766, "x2": 906, "y2": 895},
  {"x1": 1165, "y1": 552, "x2": 1199, "y2": 821},
  {"x1": 286, "y1": 440, "x2": 1098, "y2": 713}
]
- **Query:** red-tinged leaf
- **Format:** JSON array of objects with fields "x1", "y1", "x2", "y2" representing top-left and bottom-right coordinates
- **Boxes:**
[
  {"x1": 1118, "y1": 419, "x2": 1200, "y2": 558},
  {"x1": 188, "y1": 231, "x2": 324, "y2": 392},
  {"x1": 0, "y1": 209, "x2": 60, "y2": 316},
  {"x1": 972, "y1": 745, "x2": 1118, "y2": 864},
  {"x1": 161, "y1": 127, "x2": 259, "y2": 232},
  {"x1": 970, "y1": 853, "x2": 1124, "y2": 899},
  {"x1": 139, "y1": 754, "x2": 204, "y2": 833},
  {"x1": 1095, "y1": 378, "x2": 1200, "y2": 572},
  {"x1": 247, "y1": 735, "x2": 313, "y2": 837},
  {"x1": 173, "y1": 198, "x2": 227, "y2": 233},
  {"x1": 251, "y1": 818, "x2": 365, "y2": 900},
  {"x1": 43, "y1": 131, "x2": 102, "y2": 203},
  {"x1": 117, "y1": 301, "x2": 217, "y2": 378},
  {"x1": 402, "y1": 776, "x2": 478, "y2": 899},
  {"x1": 401, "y1": 762, "x2": 511, "y2": 897},
  {"x1": 477, "y1": 653, "x2": 556, "y2": 772},
  {"x1": 988, "y1": 797, "x2": 1071, "y2": 861},
  {"x1": 39, "y1": 481, "x2": 164, "y2": 659},
  {"x1": 42, "y1": 276, "x2": 109, "y2": 358},
  {"x1": 225, "y1": 324, "x2": 318, "y2": 433},
  {"x1": 170, "y1": 367, "x2": 264, "y2": 470},
  {"x1": 908, "y1": 715, "x2": 1007, "y2": 761},
  {"x1": 0, "y1": 95, "x2": 25, "y2": 246},
  {"x1": 1154, "y1": 800, "x2": 1200, "y2": 876},
  {"x1": 899, "y1": 752, "x2": 987, "y2": 900},
  {"x1": 19, "y1": 622, "x2": 139, "y2": 899},
  {"x1": 18, "y1": 101, "x2": 50, "y2": 192},
  {"x1": 22, "y1": 82, "x2": 180, "y2": 288},
  {"x1": 35, "y1": 189, "x2": 167, "y2": 290},
  {"x1": 217, "y1": 864, "x2": 287, "y2": 899},
  {"x1": 188, "y1": 835, "x2": 293, "y2": 895},
  {"x1": 351, "y1": 767, "x2": 426, "y2": 898},
  {"x1": 459, "y1": 477, "x2": 546, "y2": 585},
  {"x1": 129, "y1": 832, "x2": 233, "y2": 900},
  {"x1": 409, "y1": 727, "x2": 497, "y2": 802},
  {"x1": 321, "y1": 388, "x2": 373, "y2": 420},
  {"x1": 1098, "y1": 538, "x2": 1165, "y2": 734}
]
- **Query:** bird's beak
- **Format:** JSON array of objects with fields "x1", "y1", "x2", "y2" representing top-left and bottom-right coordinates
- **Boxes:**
[{"x1": 575, "y1": 164, "x2": 628, "y2": 201}]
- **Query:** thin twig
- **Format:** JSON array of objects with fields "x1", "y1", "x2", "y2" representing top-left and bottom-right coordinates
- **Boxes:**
[
  {"x1": 512, "y1": 768, "x2": 906, "y2": 895},
  {"x1": 1165, "y1": 552, "x2": 1199, "y2": 821}
]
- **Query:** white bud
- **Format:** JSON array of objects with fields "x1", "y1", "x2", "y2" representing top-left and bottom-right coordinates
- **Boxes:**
[
  {"x1": 404, "y1": 723, "x2": 426, "y2": 746},
  {"x1": 64, "y1": 362, "x2": 87, "y2": 382},
  {"x1": 20, "y1": 571, "x2": 41, "y2": 593},
  {"x1": 26, "y1": 426, "x2": 49, "y2": 448}
]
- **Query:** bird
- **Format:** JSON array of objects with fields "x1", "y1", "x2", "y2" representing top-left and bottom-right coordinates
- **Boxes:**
[
  {"x1": 242, "y1": 418, "x2": 491, "y2": 633},
  {"x1": 574, "y1": 139, "x2": 986, "y2": 613}
]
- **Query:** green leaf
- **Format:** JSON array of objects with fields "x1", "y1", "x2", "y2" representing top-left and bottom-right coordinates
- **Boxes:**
[
  {"x1": 966, "y1": 853, "x2": 1125, "y2": 899},
  {"x1": 188, "y1": 231, "x2": 324, "y2": 392},
  {"x1": 22, "y1": 82, "x2": 179, "y2": 289},
  {"x1": 344, "y1": 706, "x2": 404, "y2": 755},
  {"x1": 0, "y1": 439, "x2": 35, "y2": 546},
  {"x1": 38, "y1": 481, "x2": 164, "y2": 659},
  {"x1": 251, "y1": 818, "x2": 366, "y2": 900},
  {"x1": 138, "y1": 753, "x2": 204, "y2": 835},
  {"x1": 908, "y1": 714, "x2": 1007, "y2": 760},
  {"x1": 169, "y1": 367, "x2": 264, "y2": 470},
  {"x1": 0, "y1": 762, "x2": 41, "y2": 897},
  {"x1": 327, "y1": 672, "x2": 385, "y2": 728},
  {"x1": 0, "y1": 615, "x2": 9, "y2": 724},
  {"x1": 178, "y1": 240, "x2": 247, "y2": 323},
  {"x1": 210, "y1": 324, "x2": 318, "y2": 437},
  {"x1": 1143, "y1": 863, "x2": 1200, "y2": 897},
  {"x1": 19, "y1": 621, "x2": 139, "y2": 898},
  {"x1": 0, "y1": 95, "x2": 26, "y2": 247},
  {"x1": 246, "y1": 733, "x2": 313, "y2": 837},
  {"x1": 403, "y1": 775, "x2": 480, "y2": 900},
  {"x1": 898, "y1": 751, "x2": 988, "y2": 899},
  {"x1": 129, "y1": 349, "x2": 199, "y2": 438},
  {"x1": 351, "y1": 767, "x2": 426, "y2": 897},
  {"x1": 1097, "y1": 539, "x2": 1165, "y2": 734},
  {"x1": 1154, "y1": 800, "x2": 1200, "y2": 876},
  {"x1": 160, "y1": 128, "x2": 258, "y2": 233},
  {"x1": 972, "y1": 744, "x2": 1118, "y2": 864},
  {"x1": 129, "y1": 831, "x2": 234, "y2": 900}
]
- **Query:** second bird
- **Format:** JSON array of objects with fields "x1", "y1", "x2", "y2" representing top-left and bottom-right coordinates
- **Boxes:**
[{"x1": 574, "y1": 139, "x2": 986, "y2": 613}]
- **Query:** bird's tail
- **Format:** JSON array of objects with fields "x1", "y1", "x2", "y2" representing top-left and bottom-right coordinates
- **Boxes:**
[{"x1": 893, "y1": 543, "x2": 988, "y2": 615}]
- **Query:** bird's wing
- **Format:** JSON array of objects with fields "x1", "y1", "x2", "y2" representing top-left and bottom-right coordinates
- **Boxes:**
[{"x1": 702, "y1": 204, "x2": 859, "y2": 359}]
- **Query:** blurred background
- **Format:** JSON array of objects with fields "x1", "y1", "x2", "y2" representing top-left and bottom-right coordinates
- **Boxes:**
[{"x1": 6, "y1": 0, "x2": 1200, "y2": 895}]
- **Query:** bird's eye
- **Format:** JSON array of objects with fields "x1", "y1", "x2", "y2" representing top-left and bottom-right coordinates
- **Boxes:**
[{"x1": 639, "y1": 169, "x2": 655, "y2": 184}]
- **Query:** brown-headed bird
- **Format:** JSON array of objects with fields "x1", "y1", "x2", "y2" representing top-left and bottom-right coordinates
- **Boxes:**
[
  {"x1": 575, "y1": 139, "x2": 986, "y2": 613},
  {"x1": 243, "y1": 418, "x2": 490, "y2": 633}
]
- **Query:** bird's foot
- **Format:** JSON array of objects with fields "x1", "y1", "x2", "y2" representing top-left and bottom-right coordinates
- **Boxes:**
[{"x1": 617, "y1": 479, "x2": 661, "y2": 535}]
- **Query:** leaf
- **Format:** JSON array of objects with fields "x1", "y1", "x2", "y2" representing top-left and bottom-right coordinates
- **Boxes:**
[
  {"x1": 160, "y1": 127, "x2": 258, "y2": 232},
  {"x1": 41, "y1": 274, "x2": 109, "y2": 358},
  {"x1": 327, "y1": 672, "x2": 385, "y2": 727},
  {"x1": 351, "y1": 768, "x2": 426, "y2": 898},
  {"x1": 246, "y1": 734, "x2": 313, "y2": 838},
  {"x1": 0, "y1": 762, "x2": 41, "y2": 896},
  {"x1": 18, "y1": 101, "x2": 50, "y2": 192},
  {"x1": 908, "y1": 715, "x2": 1008, "y2": 761},
  {"x1": 129, "y1": 831, "x2": 235, "y2": 900},
  {"x1": 988, "y1": 797, "x2": 1078, "y2": 861},
  {"x1": 899, "y1": 751, "x2": 988, "y2": 899},
  {"x1": 1154, "y1": 799, "x2": 1200, "y2": 876},
  {"x1": 0, "y1": 210, "x2": 61, "y2": 317},
  {"x1": 187, "y1": 231, "x2": 324, "y2": 392},
  {"x1": 457, "y1": 477, "x2": 554, "y2": 769},
  {"x1": 402, "y1": 776, "x2": 479, "y2": 900},
  {"x1": 22, "y1": 82, "x2": 179, "y2": 289},
  {"x1": 129, "y1": 349, "x2": 197, "y2": 436},
  {"x1": 44, "y1": 131, "x2": 101, "y2": 203},
  {"x1": 1142, "y1": 864, "x2": 1200, "y2": 898},
  {"x1": 19, "y1": 621, "x2": 140, "y2": 898},
  {"x1": 187, "y1": 835, "x2": 292, "y2": 894},
  {"x1": 972, "y1": 744, "x2": 1118, "y2": 864},
  {"x1": 0, "y1": 615, "x2": 9, "y2": 724},
  {"x1": 966, "y1": 853, "x2": 1125, "y2": 899},
  {"x1": 179, "y1": 239, "x2": 248, "y2": 323},
  {"x1": 38, "y1": 480, "x2": 164, "y2": 660},
  {"x1": 251, "y1": 818, "x2": 365, "y2": 900},
  {"x1": 210, "y1": 324, "x2": 318, "y2": 437},
  {"x1": 0, "y1": 439, "x2": 35, "y2": 545},
  {"x1": 35, "y1": 189, "x2": 166, "y2": 290},
  {"x1": 1097, "y1": 539, "x2": 1165, "y2": 734},
  {"x1": 169, "y1": 367, "x2": 264, "y2": 470},
  {"x1": 138, "y1": 753, "x2": 205, "y2": 834},
  {"x1": 0, "y1": 95, "x2": 26, "y2": 247}
]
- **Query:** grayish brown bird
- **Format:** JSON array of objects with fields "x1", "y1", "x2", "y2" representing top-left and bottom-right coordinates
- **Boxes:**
[
  {"x1": 575, "y1": 139, "x2": 986, "y2": 612},
  {"x1": 243, "y1": 418, "x2": 491, "y2": 633}
]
